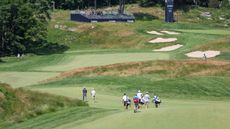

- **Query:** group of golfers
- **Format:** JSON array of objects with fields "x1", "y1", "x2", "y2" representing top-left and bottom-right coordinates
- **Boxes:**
[
  {"x1": 122, "y1": 90, "x2": 161, "y2": 113},
  {"x1": 82, "y1": 87, "x2": 96, "y2": 102},
  {"x1": 82, "y1": 87, "x2": 161, "y2": 113}
]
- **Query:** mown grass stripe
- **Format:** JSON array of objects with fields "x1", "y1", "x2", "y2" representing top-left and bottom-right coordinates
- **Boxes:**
[{"x1": 4, "y1": 107, "x2": 116, "y2": 129}]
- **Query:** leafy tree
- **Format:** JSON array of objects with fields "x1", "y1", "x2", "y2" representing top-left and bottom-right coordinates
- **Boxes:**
[
  {"x1": 220, "y1": 0, "x2": 230, "y2": 8},
  {"x1": 0, "y1": 0, "x2": 50, "y2": 56}
]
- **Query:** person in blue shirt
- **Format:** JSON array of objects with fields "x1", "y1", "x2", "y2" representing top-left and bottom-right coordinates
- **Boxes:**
[{"x1": 82, "y1": 87, "x2": 87, "y2": 101}]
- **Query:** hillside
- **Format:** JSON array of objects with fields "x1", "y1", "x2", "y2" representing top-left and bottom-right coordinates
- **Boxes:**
[
  {"x1": 0, "y1": 4, "x2": 230, "y2": 129},
  {"x1": 0, "y1": 83, "x2": 87, "y2": 128}
]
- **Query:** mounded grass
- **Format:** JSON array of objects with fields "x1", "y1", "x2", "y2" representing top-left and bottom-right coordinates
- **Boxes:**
[
  {"x1": 30, "y1": 87, "x2": 123, "y2": 109},
  {"x1": 0, "y1": 83, "x2": 87, "y2": 128},
  {"x1": 33, "y1": 75, "x2": 230, "y2": 100},
  {"x1": 31, "y1": 59, "x2": 230, "y2": 100}
]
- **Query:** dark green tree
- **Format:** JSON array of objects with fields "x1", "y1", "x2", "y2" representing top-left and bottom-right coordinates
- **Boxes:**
[{"x1": 0, "y1": 0, "x2": 50, "y2": 56}]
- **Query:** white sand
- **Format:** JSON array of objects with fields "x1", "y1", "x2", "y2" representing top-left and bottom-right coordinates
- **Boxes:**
[
  {"x1": 146, "y1": 31, "x2": 163, "y2": 35},
  {"x1": 153, "y1": 44, "x2": 183, "y2": 52},
  {"x1": 161, "y1": 31, "x2": 180, "y2": 35},
  {"x1": 68, "y1": 27, "x2": 77, "y2": 32},
  {"x1": 149, "y1": 37, "x2": 177, "y2": 43},
  {"x1": 185, "y1": 50, "x2": 220, "y2": 58}
]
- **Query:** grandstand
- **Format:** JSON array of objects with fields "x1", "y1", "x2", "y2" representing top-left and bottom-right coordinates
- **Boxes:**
[{"x1": 70, "y1": 11, "x2": 135, "y2": 22}]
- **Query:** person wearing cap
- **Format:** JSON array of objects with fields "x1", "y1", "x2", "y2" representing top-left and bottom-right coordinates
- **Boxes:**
[
  {"x1": 91, "y1": 88, "x2": 96, "y2": 103},
  {"x1": 143, "y1": 92, "x2": 151, "y2": 109},
  {"x1": 82, "y1": 87, "x2": 87, "y2": 101},
  {"x1": 137, "y1": 90, "x2": 143, "y2": 104},
  {"x1": 153, "y1": 95, "x2": 161, "y2": 108}
]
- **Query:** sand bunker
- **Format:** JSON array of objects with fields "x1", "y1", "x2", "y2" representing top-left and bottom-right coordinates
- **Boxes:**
[
  {"x1": 149, "y1": 37, "x2": 177, "y2": 43},
  {"x1": 153, "y1": 44, "x2": 183, "y2": 52},
  {"x1": 161, "y1": 31, "x2": 180, "y2": 35},
  {"x1": 185, "y1": 50, "x2": 220, "y2": 58},
  {"x1": 146, "y1": 31, "x2": 163, "y2": 35}
]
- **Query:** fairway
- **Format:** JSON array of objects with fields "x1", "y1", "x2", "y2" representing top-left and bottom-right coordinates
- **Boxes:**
[
  {"x1": 75, "y1": 100, "x2": 230, "y2": 129},
  {"x1": 35, "y1": 52, "x2": 170, "y2": 72},
  {"x1": 17, "y1": 86, "x2": 230, "y2": 129},
  {"x1": 0, "y1": 72, "x2": 58, "y2": 88}
]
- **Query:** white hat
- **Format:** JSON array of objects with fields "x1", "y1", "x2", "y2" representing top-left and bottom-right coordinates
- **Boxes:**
[{"x1": 138, "y1": 90, "x2": 141, "y2": 93}]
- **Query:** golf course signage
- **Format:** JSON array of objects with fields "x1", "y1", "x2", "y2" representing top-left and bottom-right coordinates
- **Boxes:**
[{"x1": 165, "y1": 0, "x2": 174, "y2": 22}]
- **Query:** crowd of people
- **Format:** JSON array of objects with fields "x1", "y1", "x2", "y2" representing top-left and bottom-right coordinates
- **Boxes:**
[
  {"x1": 122, "y1": 90, "x2": 161, "y2": 113},
  {"x1": 82, "y1": 87, "x2": 161, "y2": 113}
]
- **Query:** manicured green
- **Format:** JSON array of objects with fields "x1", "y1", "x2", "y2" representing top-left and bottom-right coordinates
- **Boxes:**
[
  {"x1": 35, "y1": 52, "x2": 170, "y2": 72},
  {"x1": 0, "y1": 72, "x2": 58, "y2": 88}
]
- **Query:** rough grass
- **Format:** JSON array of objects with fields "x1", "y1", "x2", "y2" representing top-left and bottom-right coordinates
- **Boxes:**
[
  {"x1": 0, "y1": 83, "x2": 87, "y2": 128},
  {"x1": 43, "y1": 60, "x2": 230, "y2": 82},
  {"x1": 32, "y1": 59, "x2": 230, "y2": 100},
  {"x1": 175, "y1": 29, "x2": 230, "y2": 35},
  {"x1": 36, "y1": 75, "x2": 230, "y2": 100},
  {"x1": 192, "y1": 36, "x2": 230, "y2": 52},
  {"x1": 48, "y1": 8, "x2": 227, "y2": 52}
]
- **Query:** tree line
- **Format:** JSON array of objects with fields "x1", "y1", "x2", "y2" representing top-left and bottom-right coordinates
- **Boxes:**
[{"x1": 49, "y1": 0, "x2": 229, "y2": 9}]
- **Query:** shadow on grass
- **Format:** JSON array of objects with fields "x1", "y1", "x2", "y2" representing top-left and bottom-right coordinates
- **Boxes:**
[
  {"x1": 133, "y1": 13, "x2": 159, "y2": 21},
  {"x1": 35, "y1": 42, "x2": 69, "y2": 55}
]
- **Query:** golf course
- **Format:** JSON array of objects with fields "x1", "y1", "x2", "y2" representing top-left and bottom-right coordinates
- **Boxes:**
[{"x1": 0, "y1": 3, "x2": 230, "y2": 129}]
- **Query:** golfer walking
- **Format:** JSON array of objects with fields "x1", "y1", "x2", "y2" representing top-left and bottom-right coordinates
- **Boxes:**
[
  {"x1": 91, "y1": 88, "x2": 96, "y2": 103},
  {"x1": 82, "y1": 87, "x2": 87, "y2": 101}
]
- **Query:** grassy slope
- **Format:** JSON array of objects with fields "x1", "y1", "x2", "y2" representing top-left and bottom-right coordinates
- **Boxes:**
[
  {"x1": 25, "y1": 86, "x2": 230, "y2": 129},
  {"x1": 32, "y1": 60, "x2": 230, "y2": 100},
  {"x1": 48, "y1": 8, "x2": 228, "y2": 52},
  {"x1": 0, "y1": 5, "x2": 230, "y2": 129},
  {"x1": 0, "y1": 83, "x2": 87, "y2": 128}
]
